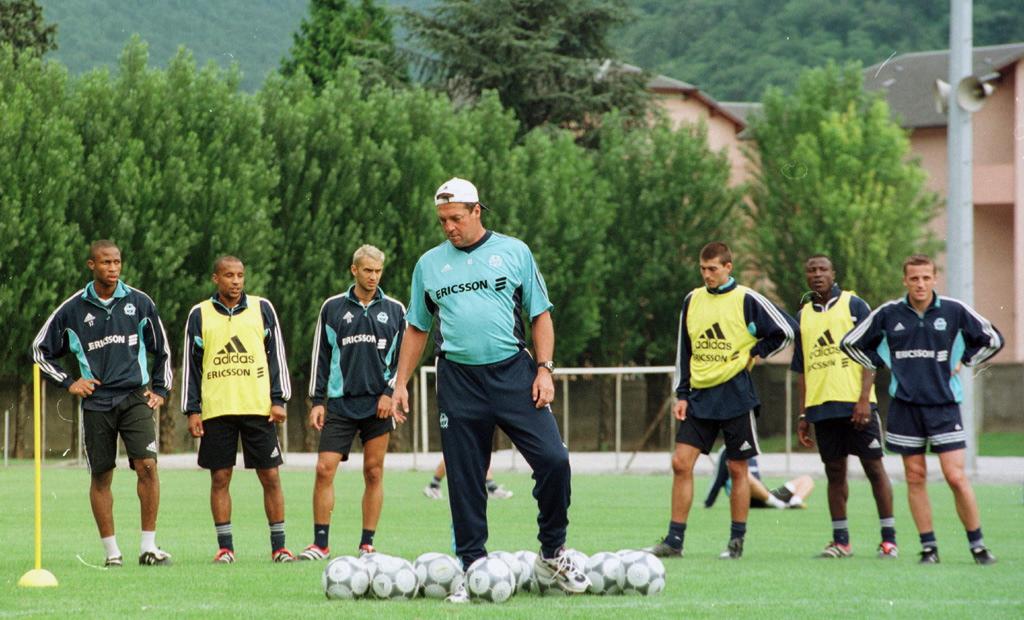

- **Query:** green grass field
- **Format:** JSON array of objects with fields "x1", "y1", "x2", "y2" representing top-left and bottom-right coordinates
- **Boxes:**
[{"x1": 2, "y1": 467, "x2": 1022, "y2": 619}]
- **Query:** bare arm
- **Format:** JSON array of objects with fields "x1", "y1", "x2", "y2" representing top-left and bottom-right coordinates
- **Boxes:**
[
  {"x1": 391, "y1": 325, "x2": 429, "y2": 422},
  {"x1": 796, "y1": 373, "x2": 813, "y2": 448},
  {"x1": 531, "y1": 311, "x2": 555, "y2": 409},
  {"x1": 851, "y1": 367, "x2": 875, "y2": 429}
]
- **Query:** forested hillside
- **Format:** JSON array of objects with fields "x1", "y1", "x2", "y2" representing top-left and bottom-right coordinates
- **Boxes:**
[{"x1": 38, "y1": 0, "x2": 1024, "y2": 100}]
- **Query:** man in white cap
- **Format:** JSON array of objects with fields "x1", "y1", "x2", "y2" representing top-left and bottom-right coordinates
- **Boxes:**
[{"x1": 392, "y1": 177, "x2": 589, "y2": 602}]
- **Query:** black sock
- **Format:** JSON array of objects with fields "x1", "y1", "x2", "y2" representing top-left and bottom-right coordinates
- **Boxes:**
[
  {"x1": 920, "y1": 531, "x2": 937, "y2": 549},
  {"x1": 831, "y1": 518, "x2": 850, "y2": 545},
  {"x1": 215, "y1": 521, "x2": 233, "y2": 551},
  {"x1": 430, "y1": 476, "x2": 442, "y2": 489},
  {"x1": 314, "y1": 523, "x2": 330, "y2": 549},
  {"x1": 966, "y1": 527, "x2": 984, "y2": 549},
  {"x1": 269, "y1": 521, "x2": 285, "y2": 552},
  {"x1": 880, "y1": 516, "x2": 896, "y2": 544},
  {"x1": 730, "y1": 521, "x2": 747, "y2": 541},
  {"x1": 663, "y1": 521, "x2": 686, "y2": 550},
  {"x1": 485, "y1": 478, "x2": 498, "y2": 492},
  {"x1": 360, "y1": 529, "x2": 375, "y2": 547}
]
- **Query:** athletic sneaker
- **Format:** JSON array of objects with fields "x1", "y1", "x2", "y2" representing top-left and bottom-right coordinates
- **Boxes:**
[
  {"x1": 918, "y1": 546, "x2": 940, "y2": 564},
  {"x1": 358, "y1": 544, "x2": 375, "y2": 557},
  {"x1": 769, "y1": 486, "x2": 794, "y2": 503},
  {"x1": 297, "y1": 544, "x2": 330, "y2": 561},
  {"x1": 272, "y1": 548, "x2": 296, "y2": 563},
  {"x1": 213, "y1": 548, "x2": 235, "y2": 564},
  {"x1": 644, "y1": 540, "x2": 684, "y2": 558},
  {"x1": 445, "y1": 581, "x2": 470, "y2": 603},
  {"x1": 877, "y1": 542, "x2": 899, "y2": 559},
  {"x1": 534, "y1": 547, "x2": 590, "y2": 593},
  {"x1": 819, "y1": 542, "x2": 853, "y2": 558},
  {"x1": 104, "y1": 555, "x2": 123, "y2": 568},
  {"x1": 423, "y1": 485, "x2": 443, "y2": 500},
  {"x1": 718, "y1": 538, "x2": 743, "y2": 560},
  {"x1": 487, "y1": 484, "x2": 514, "y2": 500},
  {"x1": 971, "y1": 546, "x2": 997, "y2": 565},
  {"x1": 138, "y1": 549, "x2": 172, "y2": 566}
]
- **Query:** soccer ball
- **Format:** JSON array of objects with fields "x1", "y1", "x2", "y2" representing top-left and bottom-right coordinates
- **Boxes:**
[
  {"x1": 365, "y1": 554, "x2": 419, "y2": 600},
  {"x1": 414, "y1": 552, "x2": 463, "y2": 599},
  {"x1": 465, "y1": 556, "x2": 516, "y2": 603},
  {"x1": 322, "y1": 556, "x2": 371, "y2": 600},
  {"x1": 617, "y1": 550, "x2": 666, "y2": 596},
  {"x1": 514, "y1": 550, "x2": 538, "y2": 593},
  {"x1": 487, "y1": 551, "x2": 523, "y2": 593},
  {"x1": 534, "y1": 549, "x2": 587, "y2": 597},
  {"x1": 585, "y1": 551, "x2": 626, "y2": 595}
]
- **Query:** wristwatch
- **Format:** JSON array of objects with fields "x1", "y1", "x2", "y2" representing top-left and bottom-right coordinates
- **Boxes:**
[{"x1": 538, "y1": 360, "x2": 555, "y2": 373}]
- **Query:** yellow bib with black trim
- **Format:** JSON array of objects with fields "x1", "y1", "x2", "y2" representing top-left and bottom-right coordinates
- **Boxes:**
[
  {"x1": 800, "y1": 290, "x2": 876, "y2": 407},
  {"x1": 687, "y1": 285, "x2": 757, "y2": 389},
  {"x1": 199, "y1": 297, "x2": 271, "y2": 420}
]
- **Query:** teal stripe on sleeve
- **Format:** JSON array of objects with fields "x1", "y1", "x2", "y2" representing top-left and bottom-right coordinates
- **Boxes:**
[
  {"x1": 66, "y1": 330, "x2": 94, "y2": 380},
  {"x1": 138, "y1": 317, "x2": 150, "y2": 385},
  {"x1": 326, "y1": 325, "x2": 344, "y2": 398}
]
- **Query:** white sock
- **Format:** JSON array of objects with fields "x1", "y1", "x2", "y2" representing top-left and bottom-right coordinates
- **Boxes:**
[
  {"x1": 766, "y1": 494, "x2": 787, "y2": 509},
  {"x1": 102, "y1": 535, "x2": 121, "y2": 559},
  {"x1": 788, "y1": 495, "x2": 804, "y2": 507},
  {"x1": 140, "y1": 530, "x2": 157, "y2": 553},
  {"x1": 784, "y1": 482, "x2": 797, "y2": 493}
]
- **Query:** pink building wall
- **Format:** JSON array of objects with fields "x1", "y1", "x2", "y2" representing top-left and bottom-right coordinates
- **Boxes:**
[{"x1": 907, "y1": 63, "x2": 1021, "y2": 362}]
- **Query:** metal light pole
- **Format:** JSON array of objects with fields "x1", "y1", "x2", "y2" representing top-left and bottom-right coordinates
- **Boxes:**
[{"x1": 947, "y1": 0, "x2": 977, "y2": 474}]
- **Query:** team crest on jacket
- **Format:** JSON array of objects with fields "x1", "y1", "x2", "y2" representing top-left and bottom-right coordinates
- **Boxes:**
[
  {"x1": 933, "y1": 318, "x2": 947, "y2": 331},
  {"x1": 124, "y1": 303, "x2": 136, "y2": 316},
  {"x1": 343, "y1": 311, "x2": 354, "y2": 324},
  {"x1": 84, "y1": 312, "x2": 96, "y2": 327},
  {"x1": 377, "y1": 312, "x2": 388, "y2": 324},
  {"x1": 488, "y1": 255, "x2": 503, "y2": 268}
]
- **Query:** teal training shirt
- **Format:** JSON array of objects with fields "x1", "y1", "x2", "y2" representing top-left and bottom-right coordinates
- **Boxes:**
[{"x1": 407, "y1": 231, "x2": 553, "y2": 365}]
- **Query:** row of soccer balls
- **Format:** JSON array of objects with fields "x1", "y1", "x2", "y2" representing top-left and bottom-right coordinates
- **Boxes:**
[{"x1": 323, "y1": 549, "x2": 667, "y2": 602}]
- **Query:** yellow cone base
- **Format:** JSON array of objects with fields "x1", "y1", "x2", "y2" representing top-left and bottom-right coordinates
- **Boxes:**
[{"x1": 18, "y1": 568, "x2": 58, "y2": 588}]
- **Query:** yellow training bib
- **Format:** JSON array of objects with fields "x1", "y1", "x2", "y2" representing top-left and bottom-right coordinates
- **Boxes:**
[
  {"x1": 199, "y1": 297, "x2": 272, "y2": 420},
  {"x1": 800, "y1": 291, "x2": 876, "y2": 407},
  {"x1": 687, "y1": 285, "x2": 757, "y2": 389}
]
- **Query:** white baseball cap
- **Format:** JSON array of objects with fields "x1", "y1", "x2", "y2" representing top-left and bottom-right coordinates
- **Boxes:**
[{"x1": 434, "y1": 177, "x2": 488, "y2": 209}]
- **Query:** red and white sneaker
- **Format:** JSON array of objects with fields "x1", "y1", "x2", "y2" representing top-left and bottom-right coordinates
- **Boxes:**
[
  {"x1": 297, "y1": 544, "x2": 330, "y2": 561},
  {"x1": 213, "y1": 548, "x2": 235, "y2": 564},
  {"x1": 358, "y1": 544, "x2": 375, "y2": 557},
  {"x1": 878, "y1": 541, "x2": 899, "y2": 559},
  {"x1": 272, "y1": 548, "x2": 296, "y2": 563}
]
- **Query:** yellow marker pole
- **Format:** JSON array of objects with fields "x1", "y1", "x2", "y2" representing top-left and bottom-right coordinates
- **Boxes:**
[{"x1": 18, "y1": 364, "x2": 58, "y2": 587}]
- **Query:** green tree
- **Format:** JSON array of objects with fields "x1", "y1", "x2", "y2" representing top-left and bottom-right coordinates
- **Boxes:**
[
  {"x1": 590, "y1": 114, "x2": 743, "y2": 448},
  {"x1": 0, "y1": 0, "x2": 57, "y2": 59},
  {"x1": 282, "y1": 0, "x2": 406, "y2": 90},
  {"x1": 0, "y1": 45, "x2": 82, "y2": 454},
  {"x1": 63, "y1": 38, "x2": 280, "y2": 447},
  {"x1": 745, "y1": 61, "x2": 941, "y2": 311},
  {"x1": 404, "y1": 0, "x2": 648, "y2": 138}
]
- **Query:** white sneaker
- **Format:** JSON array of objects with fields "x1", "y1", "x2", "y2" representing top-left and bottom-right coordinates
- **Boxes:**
[
  {"x1": 423, "y1": 485, "x2": 443, "y2": 500},
  {"x1": 487, "y1": 484, "x2": 514, "y2": 500},
  {"x1": 138, "y1": 548, "x2": 172, "y2": 566},
  {"x1": 534, "y1": 547, "x2": 590, "y2": 593},
  {"x1": 445, "y1": 581, "x2": 470, "y2": 603}
]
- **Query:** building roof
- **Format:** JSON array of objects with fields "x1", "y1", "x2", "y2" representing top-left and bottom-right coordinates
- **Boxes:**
[
  {"x1": 619, "y1": 63, "x2": 747, "y2": 130},
  {"x1": 720, "y1": 102, "x2": 762, "y2": 140},
  {"x1": 864, "y1": 42, "x2": 1024, "y2": 129}
]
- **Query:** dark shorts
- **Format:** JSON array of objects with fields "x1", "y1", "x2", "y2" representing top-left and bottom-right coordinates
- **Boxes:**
[
  {"x1": 675, "y1": 410, "x2": 759, "y2": 460},
  {"x1": 83, "y1": 390, "x2": 157, "y2": 474},
  {"x1": 813, "y1": 410, "x2": 884, "y2": 462},
  {"x1": 319, "y1": 408, "x2": 395, "y2": 461},
  {"x1": 198, "y1": 415, "x2": 283, "y2": 470},
  {"x1": 885, "y1": 399, "x2": 965, "y2": 455}
]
